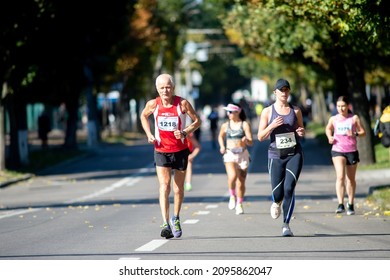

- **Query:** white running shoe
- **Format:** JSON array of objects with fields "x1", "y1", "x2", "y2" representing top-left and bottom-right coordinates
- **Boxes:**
[
  {"x1": 228, "y1": 196, "x2": 236, "y2": 210},
  {"x1": 346, "y1": 203, "x2": 355, "y2": 215},
  {"x1": 282, "y1": 224, "x2": 294, "y2": 237},
  {"x1": 270, "y1": 202, "x2": 281, "y2": 219},
  {"x1": 235, "y1": 203, "x2": 244, "y2": 215}
]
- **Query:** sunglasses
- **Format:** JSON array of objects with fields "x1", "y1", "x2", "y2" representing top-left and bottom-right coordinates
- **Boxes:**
[{"x1": 227, "y1": 110, "x2": 237, "y2": 114}]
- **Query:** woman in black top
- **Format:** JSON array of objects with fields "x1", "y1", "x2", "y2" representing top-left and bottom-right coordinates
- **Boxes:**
[{"x1": 257, "y1": 79, "x2": 305, "y2": 237}]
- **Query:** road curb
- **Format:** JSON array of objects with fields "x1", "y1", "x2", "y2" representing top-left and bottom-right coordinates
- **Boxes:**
[
  {"x1": 0, "y1": 174, "x2": 34, "y2": 189},
  {"x1": 368, "y1": 184, "x2": 390, "y2": 195}
]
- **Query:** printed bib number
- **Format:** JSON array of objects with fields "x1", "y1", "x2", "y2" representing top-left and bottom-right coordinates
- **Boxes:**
[
  {"x1": 157, "y1": 116, "x2": 179, "y2": 131},
  {"x1": 275, "y1": 132, "x2": 296, "y2": 149},
  {"x1": 335, "y1": 122, "x2": 352, "y2": 135}
]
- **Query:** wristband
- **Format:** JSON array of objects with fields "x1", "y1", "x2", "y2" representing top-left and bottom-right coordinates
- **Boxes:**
[
  {"x1": 355, "y1": 131, "x2": 359, "y2": 137},
  {"x1": 181, "y1": 130, "x2": 187, "y2": 138}
]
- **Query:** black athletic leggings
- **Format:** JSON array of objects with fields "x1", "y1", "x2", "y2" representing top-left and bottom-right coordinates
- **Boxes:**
[{"x1": 268, "y1": 152, "x2": 304, "y2": 223}]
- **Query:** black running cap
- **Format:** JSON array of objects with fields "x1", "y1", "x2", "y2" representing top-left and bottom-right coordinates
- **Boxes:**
[{"x1": 274, "y1": 79, "x2": 290, "y2": 90}]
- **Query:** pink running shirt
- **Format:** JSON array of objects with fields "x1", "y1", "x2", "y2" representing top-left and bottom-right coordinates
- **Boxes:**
[{"x1": 332, "y1": 113, "x2": 357, "y2": 153}]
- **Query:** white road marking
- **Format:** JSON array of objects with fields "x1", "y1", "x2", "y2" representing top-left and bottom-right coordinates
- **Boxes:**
[
  {"x1": 66, "y1": 177, "x2": 141, "y2": 204},
  {"x1": 194, "y1": 210, "x2": 210, "y2": 215},
  {"x1": 135, "y1": 240, "x2": 169, "y2": 252},
  {"x1": 183, "y1": 219, "x2": 199, "y2": 224},
  {"x1": 205, "y1": 204, "x2": 218, "y2": 209},
  {"x1": 0, "y1": 208, "x2": 41, "y2": 220}
]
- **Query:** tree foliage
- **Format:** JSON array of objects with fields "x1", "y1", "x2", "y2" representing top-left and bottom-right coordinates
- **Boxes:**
[
  {"x1": 0, "y1": 0, "x2": 132, "y2": 168},
  {"x1": 212, "y1": 0, "x2": 390, "y2": 164}
]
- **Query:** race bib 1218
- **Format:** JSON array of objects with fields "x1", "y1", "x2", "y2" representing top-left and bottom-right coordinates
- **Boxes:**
[{"x1": 157, "y1": 116, "x2": 179, "y2": 131}]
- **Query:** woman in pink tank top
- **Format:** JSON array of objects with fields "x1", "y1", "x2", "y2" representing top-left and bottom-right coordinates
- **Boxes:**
[{"x1": 325, "y1": 96, "x2": 366, "y2": 215}]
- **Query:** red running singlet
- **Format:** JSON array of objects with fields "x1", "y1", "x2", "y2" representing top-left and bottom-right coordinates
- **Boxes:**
[{"x1": 153, "y1": 96, "x2": 188, "y2": 153}]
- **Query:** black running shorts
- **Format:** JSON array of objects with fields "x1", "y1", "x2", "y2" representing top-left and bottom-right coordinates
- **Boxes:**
[
  {"x1": 154, "y1": 148, "x2": 190, "y2": 170},
  {"x1": 331, "y1": 150, "x2": 360, "y2": 165}
]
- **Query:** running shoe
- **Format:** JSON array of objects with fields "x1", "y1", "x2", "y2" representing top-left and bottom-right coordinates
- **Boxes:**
[
  {"x1": 228, "y1": 196, "x2": 236, "y2": 210},
  {"x1": 160, "y1": 223, "x2": 174, "y2": 239},
  {"x1": 184, "y1": 183, "x2": 192, "y2": 191},
  {"x1": 270, "y1": 202, "x2": 281, "y2": 219},
  {"x1": 235, "y1": 203, "x2": 244, "y2": 215},
  {"x1": 170, "y1": 216, "x2": 182, "y2": 238},
  {"x1": 282, "y1": 224, "x2": 294, "y2": 237},
  {"x1": 335, "y1": 204, "x2": 345, "y2": 214},
  {"x1": 346, "y1": 203, "x2": 355, "y2": 215}
]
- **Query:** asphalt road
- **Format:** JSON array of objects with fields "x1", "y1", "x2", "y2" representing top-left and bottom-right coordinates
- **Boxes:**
[{"x1": 0, "y1": 123, "x2": 389, "y2": 263}]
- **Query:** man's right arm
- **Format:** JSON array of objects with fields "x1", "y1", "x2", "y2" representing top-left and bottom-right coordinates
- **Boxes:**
[{"x1": 141, "y1": 100, "x2": 156, "y2": 143}]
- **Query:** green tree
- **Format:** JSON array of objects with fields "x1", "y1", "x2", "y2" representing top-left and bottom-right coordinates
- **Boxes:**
[
  {"x1": 112, "y1": 0, "x2": 251, "y2": 133},
  {"x1": 0, "y1": 0, "x2": 47, "y2": 169},
  {"x1": 181, "y1": 1, "x2": 251, "y2": 108},
  {"x1": 1, "y1": 0, "x2": 131, "y2": 169},
  {"x1": 110, "y1": 0, "x2": 188, "y2": 133},
  {"x1": 213, "y1": 0, "x2": 390, "y2": 165}
]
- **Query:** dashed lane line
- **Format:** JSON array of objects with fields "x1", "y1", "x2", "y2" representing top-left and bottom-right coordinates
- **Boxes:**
[
  {"x1": 65, "y1": 177, "x2": 141, "y2": 204},
  {"x1": 183, "y1": 219, "x2": 199, "y2": 224},
  {"x1": 134, "y1": 240, "x2": 169, "y2": 252},
  {"x1": 131, "y1": 203, "x2": 218, "y2": 257},
  {"x1": 194, "y1": 210, "x2": 210, "y2": 215},
  {"x1": 0, "y1": 208, "x2": 41, "y2": 220},
  {"x1": 205, "y1": 204, "x2": 218, "y2": 209}
]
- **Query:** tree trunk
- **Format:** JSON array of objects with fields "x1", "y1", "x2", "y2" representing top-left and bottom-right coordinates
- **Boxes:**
[
  {"x1": 6, "y1": 94, "x2": 21, "y2": 169},
  {"x1": 84, "y1": 64, "x2": 99, "y2": 147},
  {"x1": 0, "y1": 82, "x2": 7, "y2": 171},
  {"x1": 344, "y1": 56, "x2": 375, "y2": 165},
  {"x1": 63, "y1": 94, "x2": 79, "y2": 149},
  {"x1": 17, "y1": 98, "x2": 29, "y2": 166},
  {"x1": 312, "y1": 87, "x2": 329, "y2": 126}
]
